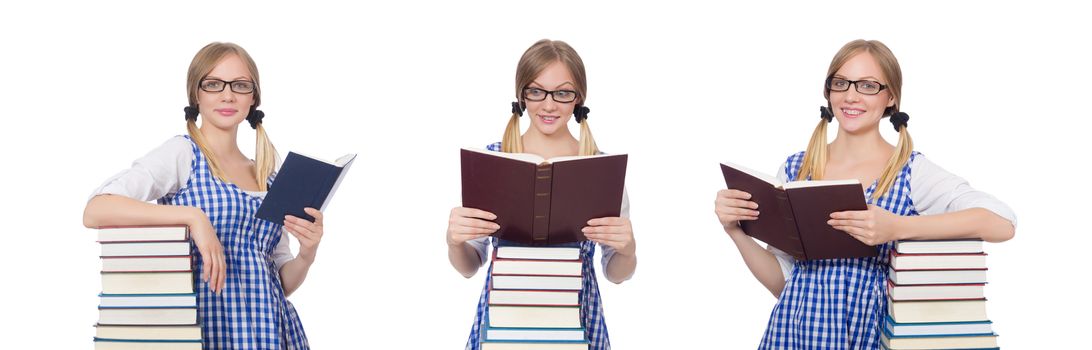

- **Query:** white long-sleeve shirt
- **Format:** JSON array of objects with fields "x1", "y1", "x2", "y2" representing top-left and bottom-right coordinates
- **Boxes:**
[{"x1": 90, "y1": 136, "x2": 294, "y2": 269}]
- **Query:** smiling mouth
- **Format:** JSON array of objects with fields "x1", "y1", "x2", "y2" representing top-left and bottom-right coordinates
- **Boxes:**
[
  {"x1": 841, "y1": 108, "x2": 864, "y2": 117},
  {"x1": 540, "y1": 115, "x2": 559, "y2": 123}
]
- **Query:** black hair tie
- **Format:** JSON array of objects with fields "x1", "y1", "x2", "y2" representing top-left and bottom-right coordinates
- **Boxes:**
[
  {"x1": 246, "y1": 106, "x2": 265, "y2": 129},
  {"x1": 184, "y1": 106, "x2": 199, "y2": 121},
  {"x1": 819, "y1": 106, "x2": 834, "y2": 123},
  {"x1": 890, "y1": 111, "x2": 909, "y2": 132},
  {"x1": 511, "y1": 101, "x2": 523, "y2": 116},
  {"x1": 574, "y1": 106, "x2": 590, "y2": 123}
]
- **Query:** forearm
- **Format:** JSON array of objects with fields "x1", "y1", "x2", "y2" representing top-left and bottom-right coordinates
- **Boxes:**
[
  {"x1": 898, "y1": 208, "x2": 1015, "y2": 243},
  {"x1": 727, "y1": 227, "x2": 786, "y2": 297},
  {"x1": 604, "y1": 250, "x2": 636, "y2": 284},
  {"x1": 84, "y1": 194, "x2": 203, "y2": 228},
  {"x1": 448, "y1": 242, "x2": 483, "y2": 278},
  {"x1": 279, "y1": 249, "x2": 316, "y2": 297}
]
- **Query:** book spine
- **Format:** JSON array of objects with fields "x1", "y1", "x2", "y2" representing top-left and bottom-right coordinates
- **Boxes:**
[
  {"x1": 532, "y1": 163, "x2": 553, "y2": 242},
  {"x1": 776, "y1": 191, "x2": 806, "y2": 260}
]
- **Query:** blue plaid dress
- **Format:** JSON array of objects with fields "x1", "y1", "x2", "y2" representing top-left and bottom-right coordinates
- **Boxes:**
[
  {"x1": 159, "y1": 136, "x2": 309, "y2": 349},
  {"x1": 759, "y1": 150, "x2": 920, "y2": 350},
  {"x1": 465, "y1": 142, "x2": 611, "y2": 350}
]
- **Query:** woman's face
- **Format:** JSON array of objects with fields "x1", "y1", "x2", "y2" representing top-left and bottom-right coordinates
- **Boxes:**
[
  {"x1": 524, "y1": 60, "x2": 579, "y2": 137},
  {"x1": 828, "y1": 51, "x2": 896, "y2": 135},
  {"x1": 196, "y1": 54, "x2": 256, "y2": 132}
]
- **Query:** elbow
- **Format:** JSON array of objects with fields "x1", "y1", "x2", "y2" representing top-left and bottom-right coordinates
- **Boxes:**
[
  {"x1": 83, "y1": 198, "x2": 102, "y2": 229},
  {"x1": 990, "y1": 223, "x2": 1016, "y2": 243}
]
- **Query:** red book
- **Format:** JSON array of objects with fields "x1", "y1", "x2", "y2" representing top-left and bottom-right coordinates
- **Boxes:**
[
  {"x1": 462, "y1": 148, "x2": 627, "y2": 245},
  {"x1": 886, "y1": 279, "x2": 986, "y2": 301},
  {"x1": 720, "y1": 162, "x2": 873, "y2": 260}
]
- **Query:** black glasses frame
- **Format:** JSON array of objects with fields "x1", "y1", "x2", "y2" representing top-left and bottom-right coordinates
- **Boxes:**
[
  {"x1": 825, "y1": 76, "x2": 887, "y2": 95},
  {"x1": 199, "y1": 79, "x2": 258, "y2": 94},
  {"x1": 522, "y1": 87, "x2": 579, "y2": 103}
]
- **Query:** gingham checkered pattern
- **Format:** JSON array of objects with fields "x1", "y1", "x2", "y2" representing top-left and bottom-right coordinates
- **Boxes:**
[
  {"x1": 759, "y1": 151, "x2": 920, "y2": 350},
  {"x1": 465, "y1": 142, "x2": 610, "y2": 349},
  {"x1": 159, "y1": 136, "x2": 309, "y2": 349}
]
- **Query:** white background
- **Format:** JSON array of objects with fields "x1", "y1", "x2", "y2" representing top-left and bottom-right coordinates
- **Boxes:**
[{"x1": 2, "y1": 1, "x2": 1088, "y2": 348}]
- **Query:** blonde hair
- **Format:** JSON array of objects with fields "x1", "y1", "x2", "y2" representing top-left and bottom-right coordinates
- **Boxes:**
[
  {"x1": 185, "y1": 42, "x2": 277, "y2": 191},
  {"x1": 798, "y1": 39, "x2": 913, "y2": 201},
  {"x1": 502, "y1": 39, "x2": 598, "y2": 156}
]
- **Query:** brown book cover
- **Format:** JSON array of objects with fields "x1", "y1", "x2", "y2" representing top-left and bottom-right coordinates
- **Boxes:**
[
  {"x1": 720, "y1": 162, "x2": 875, "y2": 260},
  {"x1": 462, "y1": 148, "x2": 627, "y2": 245}
]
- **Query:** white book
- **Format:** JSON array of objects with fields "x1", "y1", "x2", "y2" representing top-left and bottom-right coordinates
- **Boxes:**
[
  {"x1": 94, "y1": 339, "x2": 201, "y2": 350},
  {"x1": 492, "y1": 259, "x2": 582, "y2": 276},
  {"x1": 488, "y1": 306, "x2": 582, "y2": 328},
  {"x1": 101, "y1": 242, "x2": 191, "y2": 257},
  {"x1": 895, "y1": 240, "x2": 983, "y2": 254},
  {"x1": 890, "y1": 253, "x2": 987, "y2": 270},
  {"x1": 99, "y1": 293, "x2": 197, "y2": 308},
  {"x1": 888, "y1": 299, "x2": 989, "y2": 323},
  {"x1": 97, "y1": 308, "x2": 197, "y2": 325},
  {"x1": 489, "y1": 290, "x2": 579, "y2": 306},
  {"x1": 888, "y1": 282, "x2": 985, "y2": 301},
  {"x1": 101, "y1": 272, "x2": 194, "y2": 294},
  {"x1": 889, "y1": 267, "x2": 987, "y2": 285},
  {"x1": 496, "y1": 247, "x2": 580, "y2": 261},
  {"x1": 97, "y1": 226, "x2": 188, "y2": 242},
  {"x1": 95, "y1": 325, "x2": 202, "y2": 340},
  {"x1": 492, "y1": 275, "x2": 582, "y2": 291},
  {"x1": 101, "y1": 256, "x2": 192, "y2": 272},
  {"x1": 482, "y1": 342, "x2": 588, "y2": 350},
  {"x1": 485, "y1": 328, "x2": 586, "y2": 341}
]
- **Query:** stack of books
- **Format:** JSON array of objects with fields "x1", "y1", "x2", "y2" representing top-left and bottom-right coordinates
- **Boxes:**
[
  {"x1": 884, "y1": 239, "x2": 999, "y2": 350},
  {"x1": 94, "y1": 226, "x2": 201, "y2": 350},
  {"x1": 483, "y1": 246, "x2": 588, "y2": 350}
]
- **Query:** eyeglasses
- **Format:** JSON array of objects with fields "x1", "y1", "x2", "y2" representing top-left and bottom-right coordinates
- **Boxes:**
[
  {"x1": 199, "y1": 79, "x2": 257, "y2": 94},
  {"x1": 826, "y1": 76, "x2": 887, "y2": 95},
  {"x1": 523, "y1": 87, "x2": 578, "y2": 103}
]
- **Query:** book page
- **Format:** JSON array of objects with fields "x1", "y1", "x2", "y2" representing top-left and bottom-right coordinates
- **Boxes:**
[
  {"x1": 721, "y1": 161, "x2": 782, "y2": 187},
  {"x1": 782, "y1": 179, "x2": 860, "y2": 189},
  {"x1": 462, "y1": 147, "x2": 546, "y2": 164}
]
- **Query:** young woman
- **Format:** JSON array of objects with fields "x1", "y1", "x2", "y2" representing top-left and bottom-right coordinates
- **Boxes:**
[
  {"x1": 84, "y1": 42, "x2": 321, "y2": 349},
  {"x1": 714, "y1": 39, "x2": 1016, "y2": 348},
  {"x1": 447, "y1": 39, "x2": 637, "y2": 350}
]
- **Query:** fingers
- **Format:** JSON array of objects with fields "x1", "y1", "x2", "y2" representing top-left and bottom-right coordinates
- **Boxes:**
[
  {"x1": 717, "y1": 189, "x2": 753, "y2": 200},
  {"x1": 582, "y1": 224, "x2": 629, "y2": 235},
  {"x1": 827, "y1": 218, "x2": 867, "y2": 228},
  {"x1": 586, "y1": 217, "x2": 629, "y2": 227},
  {"x1": 452, "y1": 207, "x2": 497, "y2": 220},
  {"x1": 830, "y1": 210, "x2": 868, "y2": 220},
  {"x1": 215, "y1": 251, "x2": 226, "y2": 293},
  {"x1": 835, "y1": 225, "x2": 878, "y2": 246},
  {"x1": 303, "y1": 207, "x2": 323, "y2": 226}
]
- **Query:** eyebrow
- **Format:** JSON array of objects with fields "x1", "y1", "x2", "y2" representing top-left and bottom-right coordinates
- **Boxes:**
[
  {"x1": 204, "y1": 75, "x2": 253, "y2": 81},
  {"x1": 833, "y1": 74, "x2": 883, "y2": 82},
  {"x1": 529, "y1": 81, "x2": 576, "y2": 90}
]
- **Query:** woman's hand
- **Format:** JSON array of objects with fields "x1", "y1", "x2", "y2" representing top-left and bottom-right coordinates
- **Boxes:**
[
  {"x1": 188, "y1": 213, "x2": 226, "y2": 294},
  {"x1": 829, "y1": 205, "x2": 905, "y2": 246},
  {"x1": 447, "y1": 207, "x2": 499, "y2": 246},
  {"x1": 715, "y1": 189, "x2": 759, "y2": 235},
  {"x1": 583, "y1": 217, "x2": 635, "y2": 257},
  {"x1": 284, "y1": 208, "x2": 324, "y2": 262}
]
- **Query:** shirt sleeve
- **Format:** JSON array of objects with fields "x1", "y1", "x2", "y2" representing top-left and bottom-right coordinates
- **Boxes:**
[
  {"x1": 769, "y1": 160, "x2": 796, "y2": 281},
  {"x1": 910, "y1": 155, "x2": 1017, "y2": 227},
  {"x1": 272, "y1": 228, "x2": 294, "y2": 270},
  {"x1": 90, "y1": 136, "x2": 194, "y2": 202},
  {"x1": 467, "y1": 236, "x2": 492, "y2": 266}
]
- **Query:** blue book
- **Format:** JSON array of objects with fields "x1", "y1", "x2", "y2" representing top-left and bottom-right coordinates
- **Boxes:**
[
  {"x1": 883, "y1": 314, "x2": 993, "y2": 337},
  {"x1": 881, "y1": 327, "x2": 999, "y2": 349},
  {"x1": 256, "y1": 152, "x2": 356, "y2": 223}
]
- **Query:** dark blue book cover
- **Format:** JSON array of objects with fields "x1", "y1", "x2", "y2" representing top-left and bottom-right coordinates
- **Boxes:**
[{"x1": 255, "y1": 152, "x2": 356, "y2": 223}]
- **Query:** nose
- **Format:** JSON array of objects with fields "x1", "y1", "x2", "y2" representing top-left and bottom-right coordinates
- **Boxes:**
[
  {"x1": 541, "y1": 94, "x2": 559, "y2": 112},
  {"x1": 218, "y1": 87, "x2": 236, "y2": 103}
]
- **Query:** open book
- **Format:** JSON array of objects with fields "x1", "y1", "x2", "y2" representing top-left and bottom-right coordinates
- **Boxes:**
[
  {"x1": 256, "y1": 152, "x2": 356, "y2": 223},
  {"x1": 461, "y1": 148, "x2": 627, "y2": 245},
  {"x1": 720, "y1": 161, "x2": 874, "y2": 260}
]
